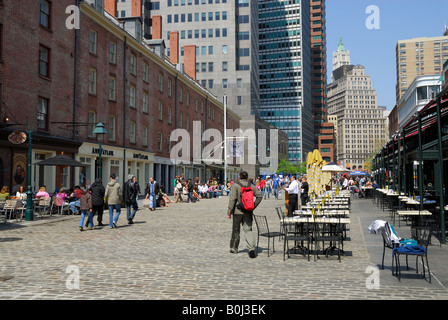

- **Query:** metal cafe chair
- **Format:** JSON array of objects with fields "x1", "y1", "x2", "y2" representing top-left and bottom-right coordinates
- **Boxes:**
[
  {"x1": 281, "y1": 216, "x2": 311, "y2": 261},
  {"x1": 253, "y1": 214, "x2": 283, "y2": 257},
  {"x1": 392, "y1": 222, "x2": 433, "y2": 283},
  {"x1": 314, "y1": 218, "x2": 344, "y2": 262}
]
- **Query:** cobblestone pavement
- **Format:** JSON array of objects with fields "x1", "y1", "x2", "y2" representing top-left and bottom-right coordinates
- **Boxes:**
[{"x1": 0, "y1": 193, "x2": 447, "y2": 300}]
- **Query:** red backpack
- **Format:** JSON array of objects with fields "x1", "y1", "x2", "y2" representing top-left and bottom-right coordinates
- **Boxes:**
[{"x1": 237, "y1": 182, "x2": 255, "y2": 212}]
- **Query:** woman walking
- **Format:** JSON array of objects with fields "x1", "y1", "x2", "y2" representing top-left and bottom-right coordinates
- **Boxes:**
[{"x1": 79, "y1": 188, "x2": 93, "y2": 232}]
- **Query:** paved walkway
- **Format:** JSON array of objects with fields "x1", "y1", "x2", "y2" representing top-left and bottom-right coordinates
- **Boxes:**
[{"x1": 0, "y1": 192, "x2": 447, "y2": 300}]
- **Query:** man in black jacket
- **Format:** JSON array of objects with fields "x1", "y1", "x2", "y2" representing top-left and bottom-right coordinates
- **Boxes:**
[
  {"x1": 186, "y1": 178, "x2": 196, "y2": 203},
  {"x1": 87, "y1": 178, "x2": 105, "y2": 227},
  {"x1": 124, "y1": 174, "x2": 138, "y2": 224},
  {"x1": 144, "y1": 177, "x2": 160, "y2": 211}
]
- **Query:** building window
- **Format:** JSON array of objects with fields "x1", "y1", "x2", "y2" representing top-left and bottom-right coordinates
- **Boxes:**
[
  {"x1": 89, "y1": 30, "x2": 98, "y2": 55},
  {"x1": 179, "y1": 111, "x2": 183, "y2": 128},
  {"x1": 39, "y1": 46, "x2": 50, "y2": 77},
  {"x1": 130, "y1": 54, "x2": 137, "y2": 75},
  {"x1": 158, "y1": 132, "x2": 163, "y2": 152},
  {"x1": 158, "y1": 101, "x2": 163, "y2": 120},
  {"x1": 88, "y1": 68, "x2": 97, "y2": 95},
  {"x1": 143, "y1": 63, "x2": 149, "y2": 82},
  {"x1": 143, "y1": 92, "x2": 149, "y2": 113},
  {"x1": 88, "y1": 111, "x2": 96, "y2": 137},
  {"x1": 168, "y1": 105, "x2": 172, "y2": 124},
  {"x1": 40, "y1": 0, "x2": 51, "y2": 29},
  {"x1": 130, "y1": 122, "x2": 136, "y2": 144},
  {"x1": 108, "y1": 116, "x2": 116, "y2": 141},
  {"x1": 168, "y1": 79, "x2": 172, "y2": 97},
  {"x1": 142, "y1": 126, "x2": 148, "y2": 147},
  {"x1": 129, "y1": 86, "x2": 136, "y2": 108},
  {"x1": 109, "y1": 42, "x2": 117, "y2": 64},
  {"x1": 109, "y1": 76, "x2": 116, "y2": 101},
  {"x1": 158, "y1": 73, "x2": 164, "y2": 92},
  {"x1": 37, "y1": 98, "x2": 48, "y2": 130}
]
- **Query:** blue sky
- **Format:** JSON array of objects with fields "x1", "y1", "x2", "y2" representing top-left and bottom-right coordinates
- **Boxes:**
[{"x1": 326, "y1": 0, "x2": 448, "y2": 110}]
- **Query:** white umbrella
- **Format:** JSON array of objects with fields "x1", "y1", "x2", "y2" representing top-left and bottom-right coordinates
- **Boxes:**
[{"x1": 322, "y1": 162, "x2": 348, "y2": 172}]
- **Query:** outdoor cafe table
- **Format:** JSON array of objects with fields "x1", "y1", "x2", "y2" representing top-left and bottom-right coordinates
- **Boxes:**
[
  {"x1": 361, "y1": 186, "x2": 374, "y2": 198},
  {"x1": 396, "y1": 210, "x2": 432, "y2": 227}
]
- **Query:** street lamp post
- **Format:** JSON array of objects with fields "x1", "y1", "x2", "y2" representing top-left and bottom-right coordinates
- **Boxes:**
[
  {"x1": 25, "y1": 129, "x2": 33, "y2": 221},
  {"x1": 93, "y1": 123, "x2": 107, "y2": 180}
]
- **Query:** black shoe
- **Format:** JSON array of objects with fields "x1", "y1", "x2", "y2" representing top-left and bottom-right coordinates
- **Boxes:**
[
  {"x1": 128, "y1": 220, "x2": 134, "y2": 224},
  {"x1": 248, "y1": 250, "x2": 256, "y2": 258},
  {"x1": 98, "y1": 222, "x2": 104, "y2": 226},
  {"x1": 229, "y1": 249, "x2": 238, "y2": 254}
]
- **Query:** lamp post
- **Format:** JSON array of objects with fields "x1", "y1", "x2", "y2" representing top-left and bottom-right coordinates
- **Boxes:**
[
  {"x1": 25, "y1": 129, "x2": 33, "y2": 221},
  {"x1": 93, "y1": 123, "x2": 107, "y2": 180}
]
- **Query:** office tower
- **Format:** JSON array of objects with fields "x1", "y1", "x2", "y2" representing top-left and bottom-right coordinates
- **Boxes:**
[
  {"x1": 327, "y1": 62, "x2": 387, "y2": 170},
  {"x1": 396, "y1": 33, "x2": 448, "y2": 103},
  {"x1": 146, "y1": 0, "x2": 260, "y2": 121},
  {"x1": 332, "y1": 37, "x2": 350, "y2": 78},
  {"x1": 258, "y1": 0, "x2": 313, "y2": 163},
  {"x1": 310, "y1": 0, "x2": 334, "y2": 163}
]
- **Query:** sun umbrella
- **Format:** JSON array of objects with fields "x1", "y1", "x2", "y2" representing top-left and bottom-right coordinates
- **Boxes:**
[
  {"x1": 322, "y1": 162, "x2": 348, "y2": 172},
  {"x1": 350, "y1": 171, "x2": 368, "y2": 176},
  {"x1": 36, "y1": 153, "x2": 86, "y2": 168},
  {"x1": 36, "y1": 153, "x2": 86, "y2": 188}
]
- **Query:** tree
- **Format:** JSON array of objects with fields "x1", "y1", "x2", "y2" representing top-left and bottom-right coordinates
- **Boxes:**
[{"x1": 276, "y1": 159, "x2": 306, "y2": 175}]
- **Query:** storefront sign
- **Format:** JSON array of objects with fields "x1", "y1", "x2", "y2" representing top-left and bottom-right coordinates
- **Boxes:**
[
  {"x1": 133, "y1": 153, "x2": 149, "y2": 160},
  {"x1": 91, "y1": 147, "x2": 114, "y2": 156}
]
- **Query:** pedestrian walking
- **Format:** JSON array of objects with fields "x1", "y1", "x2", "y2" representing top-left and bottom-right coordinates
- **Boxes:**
[
  {"x1": 78, "y1": 188, "x2": 93, "y2": 232},
  {"x1": 133, "y1": 176, "x2": 141, "y2": 209},
  {"x1": 88, "y1": 178, "x2": 105, "y2": 227},
  {"x1": 284, "y1": 175, "x2": 300, "y2": 216},
  {"x1": 186, "y1": 178, "x2": 196, "y2": 203},
  {"x1": 300, "y1": 177, "x2": 309, "y2": 205},
  {"x1": 124, "y1": 174, "x2": 138, "y2": 224},
  {"x1": 227, "y1": 171, "x2": 263, "y2": 258},
  {"x1": 272, "y1": 173, "x2": 280, "y2": 200},
  {"x1": 104, "y1": 173, "x2": 122, "y2": 229},
  {"x1": 145, "y1": 177, "x2": 160, "y2": 211},
  {"x1": 174, "y1": 179, "x2": 183, "y2": 203}
]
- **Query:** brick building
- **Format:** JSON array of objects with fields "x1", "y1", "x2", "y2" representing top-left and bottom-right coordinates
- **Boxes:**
[{"x1": 0, "y1": 0, "x2": 240, "y2": 196}]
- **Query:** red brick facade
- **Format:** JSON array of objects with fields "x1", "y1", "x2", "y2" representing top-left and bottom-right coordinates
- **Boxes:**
[{"x1": 0, "y1": 0, "x2": 240, "y2": 193}]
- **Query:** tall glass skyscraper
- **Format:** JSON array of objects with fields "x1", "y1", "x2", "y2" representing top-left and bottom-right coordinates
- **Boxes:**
[{"x1": 258, "y1": 0, "x2": 313, "y2": 162}]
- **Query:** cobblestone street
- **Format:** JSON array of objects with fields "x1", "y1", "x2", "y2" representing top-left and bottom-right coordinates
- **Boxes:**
[{"x1": 1, "y1": 194, "x2": 447, "y2": 301}]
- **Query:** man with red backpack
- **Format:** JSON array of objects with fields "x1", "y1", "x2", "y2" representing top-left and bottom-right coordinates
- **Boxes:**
[{"x1": 227, "y1": 171, "x2": 263, "y2": 258}]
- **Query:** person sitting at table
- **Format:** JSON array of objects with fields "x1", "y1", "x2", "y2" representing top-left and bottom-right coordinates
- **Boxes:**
[
  {"x1": 372, "y1": 180, "x2": 379, "y2": 189},
  {"x1": 69, "y1": 186, "x2": 83, "y2": 215},
  {"x1": 0, "y1": 186, "x2": 10, "y2": 200},
  {"x1": 36, "y1": 186, "x2": 50, "y2": 199},
  {"x1": 56, "y1": 188, "x2": 68, "y2": 205},
  {"x1": 16, "y1": 185, "x2": 27, "y2": 202}
]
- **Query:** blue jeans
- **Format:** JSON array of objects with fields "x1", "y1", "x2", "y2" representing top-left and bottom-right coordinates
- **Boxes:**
[
  {"x1": 264, "y1": 187, "x2": 271, "y2": 199},
  {"x1": 79, "y1": 210, "x2": 93, "y2": 227},
  {"x1": 186, "y1": 192, "x2": 196, "y2": 203},
  {"x1": 126, "y1": 201, "x2": 138, "y2": 222},
  {"x1": 273, "y1": 186, "x2": 279, "y2": 199},
  {"x1": 70, "y1": 200, "x2": 80, "y2": 214},
  {"x1": 149, "y1": 194, "x2": 156, "y2": 209},
  {"x1": 108, "y1": 204, "x2": 121, "y2": 228}
]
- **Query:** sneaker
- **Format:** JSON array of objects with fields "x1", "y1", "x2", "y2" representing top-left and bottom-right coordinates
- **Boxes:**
[
  {"x1": 229, "y1": 249, "x2": 238, "y2": 254},
  {"x1": 248, "y1": 250, "x2": 256, "y2": 258},
  {"x1": 79, "y1": 227, "x2": 83, "y2": 232},
  {"x1": 113, "y1": 222, "x2": 117, "y2": 229}
]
